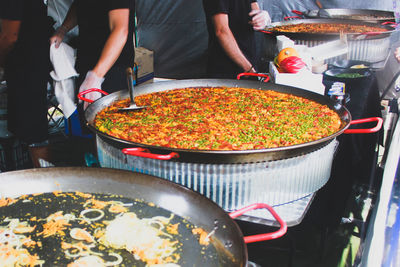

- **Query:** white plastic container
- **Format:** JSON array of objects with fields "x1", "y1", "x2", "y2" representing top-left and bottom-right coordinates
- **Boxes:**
[{"x1": 269, "y1": 62, "x2": 325, "y2": 95}]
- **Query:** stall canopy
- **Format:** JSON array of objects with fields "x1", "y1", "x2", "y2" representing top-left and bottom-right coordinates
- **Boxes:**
[{"x1": 48, "y1": 0, "x2": 398, "y2": 79}]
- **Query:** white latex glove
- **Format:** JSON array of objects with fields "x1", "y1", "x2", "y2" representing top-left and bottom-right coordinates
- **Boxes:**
[
  {"x1": 79, "y1": 71, "x2": 105, "y2": 110},
  {"x1": 249, "y1": 10, "x2": 271, "y2": 31}
]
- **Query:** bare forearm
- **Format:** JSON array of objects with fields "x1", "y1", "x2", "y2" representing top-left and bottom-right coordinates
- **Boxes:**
[
  {"x1": 212, "y1": 13, "x2": 254, "y2": 72},
  {"x1": 92, "y1": 28, "x2": 128, "y2": 77},
  {"x1": 216, "y1": 29, "x2": 253, "y2": 72},
  {"x1": 92, "y1": 9, "x2": 129, "y2": 77},
  {"x1": 60, "y1": 1, "x2": 78, "y2": 32},
  {"x1": 0, "y1": 19, "x2": 20, "y2": 67},
  {"x1": 49, "y1": 2, "x2": 77, "y2": 46}
]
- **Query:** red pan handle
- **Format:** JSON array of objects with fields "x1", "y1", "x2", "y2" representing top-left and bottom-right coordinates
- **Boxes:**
[
  {"x1": 122, "y1": 147, "x2": 179, "y2": 160},
  {"x1": 344, "y1": 117, "x2": 383, "y2": 134},
  {"x1": 236, "y1": 73, "x2": 270, "y2": 82},
  {"x1": 284, "y1": 15, "x2": 302, "y2": 20},
  {"x1": 78, "y1": 88, "x2": 109, "y2": 103},
  {"x1": 381, "y1": 21, "x2": 398, "y2": 28},
  {"x1": 259, "y1": 30, "x2": 273, "y2": 34},
  {"x1": 229, "y1": 203, "x2": 287, "y2": 243},
  {"x1": 291, "y1": 10, "x2": 304, "y2": 16},
  {"x1": 358, "y1": 31, "x2": 387, "y2": 38}
]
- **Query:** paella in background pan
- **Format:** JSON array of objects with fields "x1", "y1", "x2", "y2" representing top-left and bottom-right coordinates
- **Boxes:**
[{"x1": 266, "y1": 22, "x2": 389, "y2": 34}]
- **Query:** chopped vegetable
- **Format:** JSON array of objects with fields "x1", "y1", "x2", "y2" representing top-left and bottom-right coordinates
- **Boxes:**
[
  {"x1": 0, "y1": 197, "x2": 17, "y2": 207},
  {"x1": 38, "y1": 211, "x2": 72, "y2": 238},
  {"x1": 334, "y1": 72, "x2": 365, "y2": 78}
]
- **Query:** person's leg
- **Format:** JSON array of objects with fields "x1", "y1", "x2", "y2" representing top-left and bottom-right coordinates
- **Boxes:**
[
  {"x1": 28, "y1": 140, "x2": 52, "y2": 168},
  {"x1": 6, "y1": 58, "x2": 52, "y2": 168}
]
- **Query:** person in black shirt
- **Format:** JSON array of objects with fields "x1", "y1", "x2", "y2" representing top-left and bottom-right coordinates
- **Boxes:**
[
  {"x1": 0, "y1": 0, "x2": 55, "y2": 167},
  {"x1": 202, "y1": 0, "x2": 271, "y2": 79},
  {"x1": 50, "y1": 0, "x2": 135, "y2": 109}
]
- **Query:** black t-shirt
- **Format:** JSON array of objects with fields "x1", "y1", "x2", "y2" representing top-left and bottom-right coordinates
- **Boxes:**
[
  {"x1": 0, "y1": 0, "x2": 23, "y2": 20},
  {"x1": 0, "y1": 0, "x2": 53, "y2": 62},
  {"x1": 203, "y1": 0, "x2": 257, "y2": 78},
  {"x1": 75, "y1": 0, "x2": 135, "y2": 74}
]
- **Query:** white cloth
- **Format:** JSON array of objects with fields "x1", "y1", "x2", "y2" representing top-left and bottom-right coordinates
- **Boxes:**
[{"x1": 50, "y1": 42, "x2": 78, "y2": 118}]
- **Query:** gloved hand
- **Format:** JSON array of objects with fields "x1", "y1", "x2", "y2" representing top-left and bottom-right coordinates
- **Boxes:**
[
  {"x1": 249, "y1": 10, "x2": 271, "y2": 31},
  {"x1": 50, "y1": 25, "x2": 68, "y2": 48},
  {"x1": 79, "y1": 71, "x2": 105, "y2": 110}
]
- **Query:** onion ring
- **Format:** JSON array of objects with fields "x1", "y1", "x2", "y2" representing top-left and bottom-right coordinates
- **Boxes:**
[
  {"x1": 80, "y1": 209, "x2": 104, "y2": 222},
  {"x1": 104, "y1": 253, "x2": 123, "y2": 266}
]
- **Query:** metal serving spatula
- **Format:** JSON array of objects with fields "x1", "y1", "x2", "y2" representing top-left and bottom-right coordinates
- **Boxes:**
[
  {"x1": 315, "y1": 0, "x2": 331, "y2": 18},
  {"x1": 119, "y1": 65, "x2": 147, "y2": 111}
]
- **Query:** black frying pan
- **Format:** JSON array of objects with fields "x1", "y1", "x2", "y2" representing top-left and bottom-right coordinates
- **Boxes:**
[
  {"x1": 79, "y1": 79, "x2": 382, "y2": 164},
  {"x1": 79, "y1": 78, "x2": 386, "y2": 166},
  {"x1": 261, "y1": 18, "x2": 395, "y2": 41},
  {"x1": 0, "y1": 167, "x2": 286, "y2": 266},
  {"x1": 79, "y1": 79, "x2": 352, "y2": 163},
  {"x1": 1, "y1": 192, "x2": 222, "y2": 266},
  {"x1": 291, "y1": 8, "x2": 395, "y2": 23}
]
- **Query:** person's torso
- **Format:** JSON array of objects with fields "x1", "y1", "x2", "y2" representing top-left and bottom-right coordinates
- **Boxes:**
[
  {"x1": 19, "y1": 0, "x2": 53, "y2": 43},
  {"x1": 0, "y1": 0, "x2": 53, "y2": 67},
  {"x1": 75, "y1": 0, "x2": 135, "y2": 72},
  {"x1": 227, "y1": 0, "x2": 254, "y2": 41}
]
